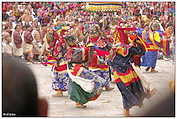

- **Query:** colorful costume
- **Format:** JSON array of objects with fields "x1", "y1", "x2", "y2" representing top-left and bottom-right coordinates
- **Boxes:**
[
  {"x1": 42, "y1": 30, "x2": 70, "y2": 93},
  {"x1": 88, "y1": 44, "x2": 111, "y2": 89},
  {"x1": 51, "y1": 34, "x2": 69, "y2": 92},
  {"x1": 161, "y1": 27, "x2": 173, "y2": 57},
  {"x1": 67, "y1": 46, "x2": 106, "y2": 105},
  {"x1": 140, "y1": 30, "x2": 162, "y2": 68},
  {"x1": 109, "y1": 27, "x2": 153, "y2": 115},
  {"x1": 108, "y1": 44, "x2": 149, "y2": 110},
  {"x1": 87, "y1": 24, "x2": 100, "y2": 44},
  {"x1": 87, "y1": 28, "x2": 113, "y2": 89}
]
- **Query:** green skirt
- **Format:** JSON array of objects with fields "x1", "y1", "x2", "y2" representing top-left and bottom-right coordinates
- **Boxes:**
[{"x1": 69, "y1": 81, "x2": 98, "y2": 104}]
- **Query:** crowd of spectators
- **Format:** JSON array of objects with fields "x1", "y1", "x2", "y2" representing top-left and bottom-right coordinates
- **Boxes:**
[{"x1": 2, "y1": 2, "x2": 175, "y2": 63}]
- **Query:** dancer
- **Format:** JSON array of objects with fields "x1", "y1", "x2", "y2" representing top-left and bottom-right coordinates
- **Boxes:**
[
  {"x1": 87, "y1": 30, "x2": 114, "y2": 91},
  {"x1": 51, "y1": 30, "x2": 70, "y2": 97},
  {"x1": 65, "y1": 35, "x2": 106, "y2": 108},
  {"x1": 108, "y1": 27, "x2": 156, "y2": 116},
  {"x1": 42, "y1": 28, "x2": 70, "y2": 97}
]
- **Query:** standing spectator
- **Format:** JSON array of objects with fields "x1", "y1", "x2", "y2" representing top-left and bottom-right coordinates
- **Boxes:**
[
  {"x1": 2, "y1": 31, "x2": 13, "y2": 55},
  {"x1": 32, "y1": 27, "x2": 43, "y2": 61},
  {"x1": 12, "y1": 24, "x2": 23, "y2": 58},
  {"x1": 23, "y1": 26, "x2": 34, "y2": 63}
]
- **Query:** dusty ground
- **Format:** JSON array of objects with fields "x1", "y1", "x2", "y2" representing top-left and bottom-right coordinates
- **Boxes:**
[{"x1": 29, "y1": 59, "x2": 175, "y2": 117}]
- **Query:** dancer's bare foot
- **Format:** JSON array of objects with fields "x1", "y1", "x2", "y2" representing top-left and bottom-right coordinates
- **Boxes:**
[
  {"x1": 150, "y1": 88, "x2": 157, "y2": 96},
  {"x1": 52, "y1": 90, "x2": 63, "y2": 97},
  {"x1": 104, "y1": 87, "x2": 114, "y2": 91},
  {"x1": 123, "y1": 109, "x2": 130, "y2": 117},
  {"x1": 136, "y1": 102, "x2": 143, "y2": 108},
  {"x1": 150, "y1": 69, "x2": 158, "y2": 73},
  {"x1": 146, "y1": 88, "x2": 157, "y2": 98},
  {"x1": 75, "y1": 103, "x2": 87, "y2": 108}
]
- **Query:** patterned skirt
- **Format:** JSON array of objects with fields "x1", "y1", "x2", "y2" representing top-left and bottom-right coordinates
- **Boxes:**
[
  {"x1": 68, "y1": 63, "x2": 106, "y2": 104},
  {"x1": 93, "y1": 70, "x2": 110, "y2": 88},
  {"x1": 113, "y1": 66, "x2": 147, "y2": 109},
  {"x1": 52, "y1": 71, "x2": 69, "y2": 91}
]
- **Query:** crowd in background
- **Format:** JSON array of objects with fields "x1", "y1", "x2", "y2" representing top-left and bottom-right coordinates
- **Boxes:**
[
  {"x1": 2, "y1": 2, "x2": 176, "y2": 117},
  {"x1": 2, "y1": 2, "x2": 175, "y2": 63}
]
